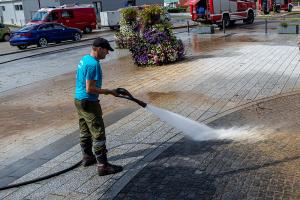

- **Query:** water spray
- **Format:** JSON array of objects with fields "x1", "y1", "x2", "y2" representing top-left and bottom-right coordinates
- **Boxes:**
[
  {"x1": 114, "y1": 88, "x2": 220, "y2": 141},
  {"x1": 0, "y1": 88, "x2": 250, "y2": 191},
  {"x1": 115, "y1": 88, "x2": 252, "y2": 142}
]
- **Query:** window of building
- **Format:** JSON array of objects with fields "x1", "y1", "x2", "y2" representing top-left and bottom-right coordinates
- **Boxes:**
[
  {"x1": 93, "y1": 1, "x2": 102, "y2": 14},
  {"x1": 127, "y1": 0, "x2": 136, "y2": 6},
  {"x1": 1, "y1": 6, "x2": 5, "y2": 11},
  {"x1": 14, "y1": 5, "x2": 23, "y2": 11},
  {"x1": 61, "y1": 10, "x2": 73, "y2": 18}
]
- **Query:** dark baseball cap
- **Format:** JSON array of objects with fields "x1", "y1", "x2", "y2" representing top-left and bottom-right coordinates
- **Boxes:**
[{"x1": 92, "y1": 37, "x2": 114, "y2": 51}]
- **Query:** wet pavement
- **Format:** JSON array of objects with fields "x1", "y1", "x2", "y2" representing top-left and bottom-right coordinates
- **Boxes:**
[
  {"x1": 115, "y1": 93, "x2": 300, "y2": 200},
  {"x1": 0, "y1": 28, "x2": 300, "y2": 199}
]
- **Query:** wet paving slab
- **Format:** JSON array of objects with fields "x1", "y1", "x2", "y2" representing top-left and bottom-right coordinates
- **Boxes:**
[
  {"x1": 0, "y1": 32, "x2": 300, "y2": 199},
  {"x1": 114, "y1": 93, "x2": 300, "y2": 200},
  {"x1": 0, "y1": 32, "x2": 299, "y2": 166}
]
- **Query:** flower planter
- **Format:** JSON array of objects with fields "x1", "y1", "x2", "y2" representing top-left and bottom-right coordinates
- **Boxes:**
[
  {"x1": 278, "y1": 24, "x2": 299, "y2": 34},
  {"x1": 194, "y1": 25, "x2": 214, "y2": 34}
]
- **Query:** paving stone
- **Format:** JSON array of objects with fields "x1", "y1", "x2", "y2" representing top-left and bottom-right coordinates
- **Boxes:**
[{"x1": 4, "y1": 183, "x2": 42, "y2": 200}]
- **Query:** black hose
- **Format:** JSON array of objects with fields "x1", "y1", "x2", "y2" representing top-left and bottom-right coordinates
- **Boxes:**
[
  {"x1": 0, "y1": 160, "x2": 82, "y2": 191},
  {"x1": 0, "y1": 89, "x2": 145, "y2": 191}
]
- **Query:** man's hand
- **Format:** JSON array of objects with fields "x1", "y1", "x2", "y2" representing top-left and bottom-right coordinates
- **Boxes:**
[{"x1": 108, "y1": 89, "x2": 118, "y2": 97}]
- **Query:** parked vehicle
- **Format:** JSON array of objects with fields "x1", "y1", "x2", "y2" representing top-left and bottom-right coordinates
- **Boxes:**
[
  {"x1": 190, "y1": 0, "x2": 256, "y2": 27},
  {"x1": 0, "y1": 23, "x2": 11, "y2": 41},
  {"x1": 258, "y1": 0, "x2": 293, "y2": 14},
  {"x1": 99, "y1": 11, "x2": 120, "y2": 30},
  {"x1": 28, "y1": 5, "x2": 97, "y2": 33},
  {"x1": 9, "y1": 23, "x2": 82, "y2": 49}
]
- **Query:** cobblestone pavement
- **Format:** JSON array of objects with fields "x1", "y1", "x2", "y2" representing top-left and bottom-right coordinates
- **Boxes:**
[
  {"x1": 0, "y1": 32, "x2": 300, "y2": 199},
  {"x1": 115, "y1": 93, "x2": 300, "y2": 200}
]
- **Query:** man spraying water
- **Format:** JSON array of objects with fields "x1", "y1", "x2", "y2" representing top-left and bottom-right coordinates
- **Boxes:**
[{"x1": 74, "y1": 37, "x2": 123, "y2": 176}]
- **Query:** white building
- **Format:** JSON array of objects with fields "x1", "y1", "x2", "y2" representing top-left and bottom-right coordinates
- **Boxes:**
[
  {"x1": 0, "y1": 0, "x2": 59, "y2": 26},
  {"x1": 0, "y1": 0, "x2": 163, "y2": 26}
]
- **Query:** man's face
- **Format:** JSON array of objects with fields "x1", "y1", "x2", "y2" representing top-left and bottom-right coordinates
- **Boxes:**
[{"x1": 96, "y1": 47, "x2": 109, "y2": 60}]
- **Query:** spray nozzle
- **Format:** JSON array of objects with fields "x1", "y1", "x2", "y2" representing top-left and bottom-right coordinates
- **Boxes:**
[
  {"x1": 115, "y1": 88, "x2": 147, "y2": 108},
  {"x1": 116, "y1": 88, "x2": 133, "y2": 98}
]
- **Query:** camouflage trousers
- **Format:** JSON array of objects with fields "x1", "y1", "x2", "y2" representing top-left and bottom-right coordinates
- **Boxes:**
[{"x1": 74, "y1": 100, "x2": 106, "y2": 158}]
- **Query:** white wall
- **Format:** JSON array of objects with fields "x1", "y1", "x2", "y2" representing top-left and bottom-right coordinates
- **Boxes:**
[{"x1": 0, "y1": 0, "x2": 25, "y2": 26}]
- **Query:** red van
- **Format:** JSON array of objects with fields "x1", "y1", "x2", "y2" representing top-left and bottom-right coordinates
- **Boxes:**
[{"x1": 29, "y1": 5, "x2": 97, "y2": 33}]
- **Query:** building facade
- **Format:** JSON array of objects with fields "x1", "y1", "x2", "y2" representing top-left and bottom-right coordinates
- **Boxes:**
[
  {"x1": 0, "y1": 0, "x2": 163, "y2": 26},
  {"x1": 164, "y1": 0, "x2": 179, "y2": 7},
  {"x1": 0, "y1": 0, "x2": 59, "y2": 26}
]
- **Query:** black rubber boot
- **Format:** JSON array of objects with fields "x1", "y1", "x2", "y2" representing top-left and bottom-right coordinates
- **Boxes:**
[
  {"x1": 96, "y1": 151, "x2": 123, "y2": 176},
  {"x1": 81, "y1": 148, "x2": 96, "y2": 167},
  {"x1": 82, "y1": 153, "x2": 97, "y2": 167}
]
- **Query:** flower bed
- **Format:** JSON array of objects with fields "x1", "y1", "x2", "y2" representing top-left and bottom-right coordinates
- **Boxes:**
[
  {"x1": 117, "y1": 5, "x2": 185, "y2": 66},
  {"x1": 115, "y1": 7, "x2": 139, "y2": 49},
  {"x1": 130, "y1": 25, "x2": 184, "y2": 66}
]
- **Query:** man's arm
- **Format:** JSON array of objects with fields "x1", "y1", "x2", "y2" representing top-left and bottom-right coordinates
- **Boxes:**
[{"x1": 86, "y1": 80, "x2": 117, "y2": 96}]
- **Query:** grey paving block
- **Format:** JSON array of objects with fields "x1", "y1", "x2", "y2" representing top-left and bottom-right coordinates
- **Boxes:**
[
  {"x1": 75, "y1": 175, "x2": 111, "y2": 194},
  {"x1": 0, "y1": 187, "x2": 18, "y2": 200},
  {"x1": 12, "y1": 166, "x2": 51, "y2": 184},
  {"x1": 4, "y1": 183, "x2": 42, "y2": 200}
]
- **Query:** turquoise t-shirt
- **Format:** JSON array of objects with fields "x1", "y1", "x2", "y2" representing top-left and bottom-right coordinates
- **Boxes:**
[{"x1": 74, "y1": 55, "x2": 102, "y2": 101}]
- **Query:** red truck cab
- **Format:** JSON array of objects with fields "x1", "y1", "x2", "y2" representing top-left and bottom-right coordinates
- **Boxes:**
[
  {"x1": 29, "y1": 5, "x2": 97, "y2": 33},
  {"x1": 258, "y1": 0, "x2": 293, "y2": 14}
]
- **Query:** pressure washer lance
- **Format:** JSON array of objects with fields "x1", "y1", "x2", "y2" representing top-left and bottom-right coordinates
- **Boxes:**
[
  {"x1": 0, "y1": 88, "x2": 146, "y2": 191},
  {"x1": 115, "y1": 88, "x2": 147, "y2": 108}
]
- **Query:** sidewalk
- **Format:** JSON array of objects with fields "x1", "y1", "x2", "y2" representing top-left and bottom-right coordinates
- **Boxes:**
[{"x1": 0, "y1": 32, "x2": 300, "y2": 199}]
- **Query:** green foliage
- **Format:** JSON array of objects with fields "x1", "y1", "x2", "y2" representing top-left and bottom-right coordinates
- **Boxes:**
[
  {"x1": 116, "y1": 7, "x2": 140, "y2": 49},
  {"x1": 120, "y1": 7, "x2": 138, "y2": 23},
  {"x1": 167, "y1": 7, "x2": 187, "y2": 13},
  {"x1": 280, "y1": 21, "x2": 288, "y2": 28},
  {"x1": 140, "y1": 5, "x2": 164, "y2": 26}
]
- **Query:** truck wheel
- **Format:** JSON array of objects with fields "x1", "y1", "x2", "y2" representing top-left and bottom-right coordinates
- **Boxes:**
[
  {"x1": 245, "y1": 12, "x2": 254, "y2": 24},
  {"x1": 38, "y1": 37, "x2": 48, "y2": 48},
  {"x1": 17, "y1": 45, "x2": 27, "y2": 50},
  {"x1": 83, "y1": 27, "x2": 92, "y2": 33},
  {"x1": 73, "y1": 33, "x2": 81, "y2": 41},
  {"x1": 229, "y1": 20, "x2": 236, "y2": 26},
  {"x1": 222, "y1": 15, "x2": 230, "y2": 28},
  {"x1": 3, "y1": 34, "x2": 10, "y2": 41}
]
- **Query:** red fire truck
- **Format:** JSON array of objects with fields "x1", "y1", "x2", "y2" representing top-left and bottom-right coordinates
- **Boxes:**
[
  {"x1": 190, "y1": 0, "x2": 256, "y2": 27},
  {"x1": 258, "y1": 0, "x2": 293, "y2": 14}
]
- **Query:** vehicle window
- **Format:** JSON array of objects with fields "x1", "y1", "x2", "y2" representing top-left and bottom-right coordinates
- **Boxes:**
[
  {"x1": 49, "y1": 12, "x2": 59, "y2": 21},
  {"x1": 0, "y1": 23, "x2": 4, "y2": 28},
  {"x1": 19, "y1": 25, "x2": 37, "y2": 31},
  {"x1": 61, "y1": 10, "x2": 73, "y2": 18},
  {"x1": 53, "y1": 24, "x2": 65, "y2": 30},
  {"x1": 32, "y1": 11, "x2": 48, "y2": 21},
  {"x1": 39, "y1": 24, "x2": 53, "y2": 31}
]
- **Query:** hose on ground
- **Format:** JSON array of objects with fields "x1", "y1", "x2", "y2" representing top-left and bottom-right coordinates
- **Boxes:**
[{"x1": 0, "y1": 160, "x2": 82, "y2": 191}]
